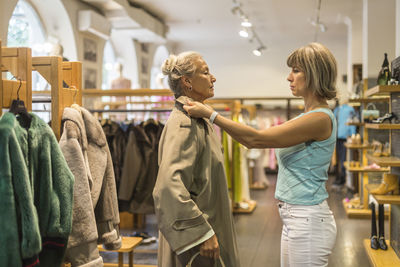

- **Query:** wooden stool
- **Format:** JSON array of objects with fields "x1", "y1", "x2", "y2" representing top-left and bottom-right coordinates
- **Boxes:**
[{"x1": 98, "y1": 236, "x2": 142, "y2": 267}]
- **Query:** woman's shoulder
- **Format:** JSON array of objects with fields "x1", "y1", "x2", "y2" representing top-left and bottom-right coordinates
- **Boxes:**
[{"x1": 166, "y1": 108, "x2": 201, "y2": 129}]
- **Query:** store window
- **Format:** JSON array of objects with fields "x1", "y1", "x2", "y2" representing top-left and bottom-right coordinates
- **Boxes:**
[
  {"x1": 8, "y1": 0, "x2": 48, "y2": 91},
  {"x1": 102, "y1": 40, "x2": 119, "y2": 90}
]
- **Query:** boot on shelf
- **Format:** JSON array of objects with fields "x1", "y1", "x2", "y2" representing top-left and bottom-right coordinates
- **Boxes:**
[
  {"x1": 370, "y1": 202, "x2": 379, "y2": 250},
  {"x1": 370, "y1": 173, "x2": 399, "y2": 195},
  {"x1": 378, "y1": 204, "x2": 388, "y2": 250}
]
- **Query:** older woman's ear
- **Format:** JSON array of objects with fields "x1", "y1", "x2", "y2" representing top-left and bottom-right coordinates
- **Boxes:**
[{"x1": 180, "y1": 76, "x2": 191, "y2": 89}]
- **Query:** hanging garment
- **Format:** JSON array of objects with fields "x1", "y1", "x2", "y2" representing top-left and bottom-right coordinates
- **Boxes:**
[
  {"x1": 2, "y1": 112, "x2": 74, "y2": 267},
  {"x1": 153, "y1": 96, "x2": 240, "y2": 267},
  {"x1": 119, "y1": 119, "x2": 164, "y2": 214},
  {"x1": 102, "y1": 119, "x2": 128, "y2": 188},
  {"x1": 0, "y1": 112, "x2": 41, "y2": 267},
  {"x1": 60, "y1": 107, "x2": 121, "y2": 267}
]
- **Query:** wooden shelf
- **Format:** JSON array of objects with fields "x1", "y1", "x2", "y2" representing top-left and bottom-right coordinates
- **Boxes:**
[
  {"x1": 349, "y1": 97, "x2": 390, "y2": 103},
  {"x1": 345, "y1": 143, "x2": 372, "y2": 149},
  {"x1": 342, "y1": 199, "x2": 371, "y2": 219},
  {"x1": 346, "y1": 122, "x2": 365, "y2": 126},
  {"x1": 364, "y1": 239, "x2": 400, "y2": 267},
  {"x1": 344, "y1": 162, "x2": 390, "y2": 173},
  {"x1": 250, "y1": 183, "x2": 268, "y2": 190},
  {"x1": 366, "y1": 154, "x2": 400, "y2": 167},
  {"x1": 82, "y1": 89, "x2": 174, "y2": 97},
  {"x1": 365, "y1": 85, "x2": 400, "y2": 97},
  {"x1": 365, "y1": 123, "x2": 400, "y2": 130},
  {"x1": 366, "y1": 185, "x2": 400, "y2": 204},
  {"x1": 233, "y1": 201, "x2": 257, "y2": 214}
]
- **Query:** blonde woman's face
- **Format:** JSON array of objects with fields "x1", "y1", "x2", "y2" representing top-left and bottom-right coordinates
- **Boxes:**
[
  {"x1": 287, "y1": 66, "x2": 306, "y2": 97},
  {"x1": 189, "y1": 58, "x2": 216, "y2": 102}
]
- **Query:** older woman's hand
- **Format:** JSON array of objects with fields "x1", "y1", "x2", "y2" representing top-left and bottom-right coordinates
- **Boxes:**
[{"x1": 183, "y1": 100, "x2": 214, "y2": 118}]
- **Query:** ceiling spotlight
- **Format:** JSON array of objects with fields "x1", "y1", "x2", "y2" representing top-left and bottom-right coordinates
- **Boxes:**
[
  {"x1": 241, "y1": 18, "x2": 252, "y2": 27},
  {"x1": 252, "y1": 46, "x2": 265, "y2": 56},
  {"x1": 239, "y1": 28, "x2": 249, "y2": 38}
]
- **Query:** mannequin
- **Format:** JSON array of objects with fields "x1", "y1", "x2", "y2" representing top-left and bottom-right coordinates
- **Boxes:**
[
  {"x1": 50, "y1": 43, "x2": 69, "y2": 61},
  {"x1": 111, "y1": 63, "x2": 131, "y2": 89},
  {"x1": 110, "y1": 63, "x2": 131, "y2": 121}
]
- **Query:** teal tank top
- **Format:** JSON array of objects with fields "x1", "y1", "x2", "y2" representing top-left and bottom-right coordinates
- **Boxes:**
[{"x1": 275, "y1": 108, "x2": 337, "y2": 205}]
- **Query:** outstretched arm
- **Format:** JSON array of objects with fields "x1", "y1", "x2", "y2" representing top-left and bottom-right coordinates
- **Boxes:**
[{"x1": 184, "y1": 101, "x2": 332, "y2": 148}]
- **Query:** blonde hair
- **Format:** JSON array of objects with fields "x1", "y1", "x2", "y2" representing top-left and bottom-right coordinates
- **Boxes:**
[
  {"x1": 161, "y1": 51, "x2": 202, "y2": 97},
  {"x1": 287, "y1": 42, "x2": 337, "y2": 100}
]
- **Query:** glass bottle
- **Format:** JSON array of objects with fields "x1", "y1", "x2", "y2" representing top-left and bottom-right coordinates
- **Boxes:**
[{"x1": 377, "y1": 53, "x2": 391, "y2": 85}]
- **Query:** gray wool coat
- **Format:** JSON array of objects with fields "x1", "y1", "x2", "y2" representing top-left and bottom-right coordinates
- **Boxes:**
[
  {"x1": 60, "y1": 106, "x2": 121, "y2": 267},
  {"x1": 153, "y1": 96, "x2": 241, "y2": 267}
]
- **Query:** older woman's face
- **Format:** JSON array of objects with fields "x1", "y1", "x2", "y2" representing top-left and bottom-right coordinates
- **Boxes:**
[{"x1": 189, "y1": 58, "x2": 216, "y2": 102}]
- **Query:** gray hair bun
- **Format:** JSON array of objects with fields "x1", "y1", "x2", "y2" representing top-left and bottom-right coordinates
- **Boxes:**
[{"x1": 162, "y1": 55, "x2": 178, "y2": 76}]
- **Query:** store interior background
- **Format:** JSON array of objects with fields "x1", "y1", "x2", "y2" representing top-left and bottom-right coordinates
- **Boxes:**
[
  {"x1": 2, "y1": 0, "x2": 398, "y2": 100},
  {"x1": 1, "y1": 0, "x2": 400, "y2": 266}
]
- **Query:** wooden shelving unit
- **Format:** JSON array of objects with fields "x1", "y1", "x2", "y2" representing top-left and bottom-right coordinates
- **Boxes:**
[
  {"x1": 366, "y1": 154, "x2": 400, "y2": 167},
  {"x1": 342, "y1": 199, "x2": 372, "y2": 218},
  {"x1": 233, "y1": 201, "x2": 257, "y2": 214},
  {"x1": 344, "y1": 143, "x2": 372, "y2": 149},
  {"x1": 365, "y1": 123, "x2": 400, "y2": 130},
  {"x1": 349, "y1": 97, "x2": 390, "y2": 103},
  {"x1": 363, "y1": 239, "x2": 400, "y2": 267},
  {"x1": 365, "y1": 185, "x2": 400, "y2": 205},
  {"x1": 365, "y1": 85, "x2": 400, "y2": 97},
  {"x1": 344, "y1": 162, "x2": 389, "y2": 173},
  {"x1": 346, "y1": 122, "x2": 365, "y2": 126}
]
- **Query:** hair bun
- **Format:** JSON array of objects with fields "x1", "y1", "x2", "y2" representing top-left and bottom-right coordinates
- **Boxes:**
[{"x1": 162, "y1": 55, "x2": 178, "y2": 75}]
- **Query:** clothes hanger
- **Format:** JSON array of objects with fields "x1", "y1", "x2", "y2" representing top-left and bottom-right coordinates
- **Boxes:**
[
  {"x1": 9, "y1": 77, "x2": 32, "y2": 128},
  {"x1": 68, "y1": 86, "x2": 82, "y2": 115}
]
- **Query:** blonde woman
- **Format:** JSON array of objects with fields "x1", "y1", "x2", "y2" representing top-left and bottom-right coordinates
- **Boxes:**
[
  {"x1": 153, "y1": 51, "x2": 240, "y2": 267},
  {"x1": 184, "y1": 43, "x2": 338, "y2": 267}
]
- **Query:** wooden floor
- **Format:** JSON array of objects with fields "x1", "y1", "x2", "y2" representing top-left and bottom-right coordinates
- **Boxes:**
[
  {"x1": 233, "y1": 174, "x2": 379, "y2": 267},
  {"x1": 106, "y1": 174, "x2": 384, "y2": 266}
]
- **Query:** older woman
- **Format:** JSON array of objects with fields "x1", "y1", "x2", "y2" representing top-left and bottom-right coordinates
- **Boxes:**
[
  {"x1": 184, "y1": 43, "x2": 338, "y2": 267},
  {"x1": 153, "y1": 52, "x2": 240, "y2": 267}
]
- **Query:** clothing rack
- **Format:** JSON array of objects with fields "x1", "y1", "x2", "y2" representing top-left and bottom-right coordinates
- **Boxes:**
[
  {"x1": 32, "y1": 58, "x2": 82, "y2": 139},
  {"x1": 1, "y1": 45, "x2": 32, "y2": 116}
]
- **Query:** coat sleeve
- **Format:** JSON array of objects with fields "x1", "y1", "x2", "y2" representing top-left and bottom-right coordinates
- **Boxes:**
[
  {"x1": 37, "y1": 130, "x2": 74, "y2": 266},
  {"x1": 59, "y1": 120, "x2": 98, "y2": 248},
  {"x1": 95, "y1": 143, "x2": 122, "y2": 250},
  {"x1": 153, "y1": 118, "x2": 213, "y2": 252},
  {"x1": 0, "y1": 127, "x2": 41, "y2": 265},
  {"x1": 118, "y1": 130, "x2": 142, "y2": 206}
]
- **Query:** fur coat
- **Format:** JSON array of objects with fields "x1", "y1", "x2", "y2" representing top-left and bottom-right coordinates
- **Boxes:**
[
  {"x1": 0, "y1": 112, "x2": 74, "y2": 267},
  {"x1": 60, "y1": 106, "x2": 121, "y2": 267}
]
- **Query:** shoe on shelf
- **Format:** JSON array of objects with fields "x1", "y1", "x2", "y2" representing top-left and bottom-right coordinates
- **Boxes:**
[
  {"x1": 381, "y1": 142, "x2": 391, "y2": 157},
  {"x1": 372, "y1": 112, "x2": 398, "y2": 124},
  {"x1": 371, "y1": 236, "x2": 379, "y2": 250},
  {"x1": 378, "y1": 236, "x2": 388, "y2": 250},
  {"x1": 130, "y1": 231, "x2": 157, "y2": 244},
  {"x1": 370, "y1": 173, "x2": 399, "y2": 195},
  {"x1": 371, "y1": 140, "x2": 383, "y2": 157}
]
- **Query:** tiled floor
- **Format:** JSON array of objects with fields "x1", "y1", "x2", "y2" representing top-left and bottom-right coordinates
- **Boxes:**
[{"x1": 102, "y1": 174, "x2": 381, "y2": 266}]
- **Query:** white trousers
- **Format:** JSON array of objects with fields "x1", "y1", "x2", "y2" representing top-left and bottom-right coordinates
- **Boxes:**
[{"x1": 278, "y1": 200, "x2": 337, "y2": 267}]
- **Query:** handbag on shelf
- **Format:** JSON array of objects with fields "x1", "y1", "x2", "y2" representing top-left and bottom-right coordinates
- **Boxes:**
[
  {"x1": 186, "y1": 252, "x2": 226, "y2": 267},
  {"x1": 362, "y1": 103, "x2": 380, "y2": 122}
]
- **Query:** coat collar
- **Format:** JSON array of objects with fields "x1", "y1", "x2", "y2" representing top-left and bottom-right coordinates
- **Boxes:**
[
  {"x1": 80, "y1": 106, "x2": 107, "y2": 147},
  {"x1": 62, "y1": 107, "x2": 88, "y2": 149},
  {"x1": 62, "y1": 106, "x2": 107, "y2": 148}
]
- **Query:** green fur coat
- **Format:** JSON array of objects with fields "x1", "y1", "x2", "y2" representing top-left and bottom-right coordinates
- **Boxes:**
[{"x1": 0, "y1": 112, "x2": 74, "y2": 267}]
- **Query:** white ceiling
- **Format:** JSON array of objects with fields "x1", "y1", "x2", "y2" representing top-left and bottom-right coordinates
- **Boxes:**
[
  {"x1": 128, "y1": 0, "x2": 364, "y2": 97},
  {"x1": 133, "y1": 0, "x2": 362, "y2": 51}
]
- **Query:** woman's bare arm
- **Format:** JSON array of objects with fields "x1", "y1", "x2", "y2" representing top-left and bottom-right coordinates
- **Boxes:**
[{"x1": 184, "y1": 101, "x2": 332, "y2": 148}]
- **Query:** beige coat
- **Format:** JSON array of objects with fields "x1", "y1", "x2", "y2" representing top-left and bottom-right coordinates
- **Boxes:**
[
  {"x1": 60, "y1": 107, "x2": 121, "y2": 267},
  {"x1": 153, "y1": 96, "x2": 240, "y2": 267}
]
